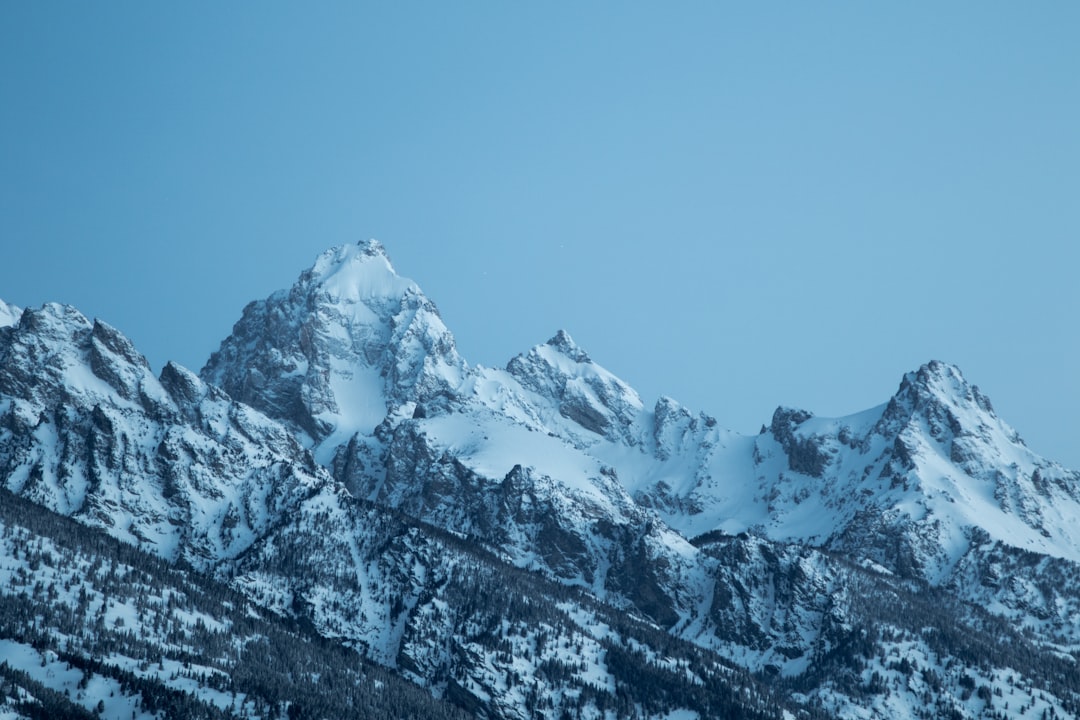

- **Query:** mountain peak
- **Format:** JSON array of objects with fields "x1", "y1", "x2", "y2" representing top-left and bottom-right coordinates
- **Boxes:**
[
  {"x1": 12, "y1": 302, "x2": 91, "y2": 339},
  {"x1": 310, "y1": 239, "x2": 391, "y2": 276},
  {"x1": 545, "y1": 329, "x2": 590, "y2": 363},
  {"x1": 297, "y1": 239, "x2": 412, "y2": 305},
  {"x1": 505, "y1": 331, "x2": 643, "y2": 442},
  {"x1": 202, "y1": 241, "x2": 464, "y2": 458},
  {"x1": 910, "y1": 359, "x2": 965, "y2": 388},
  {"x1": 894, "y1": 360, "x2": 995, "y2": 417},
  {"x1": 866, "y1": 360, "x2": 1005, "y2": 456}
]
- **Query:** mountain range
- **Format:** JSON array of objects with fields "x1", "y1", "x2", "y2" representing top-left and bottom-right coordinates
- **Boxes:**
[{"x1": 1, "y1": 240, "x2": 1077, "y2": 719}]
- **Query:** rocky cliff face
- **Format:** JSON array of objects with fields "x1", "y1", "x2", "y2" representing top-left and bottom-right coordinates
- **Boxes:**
[{"x1": 0, "y1": 303, "x2": 327, "y2": 566}]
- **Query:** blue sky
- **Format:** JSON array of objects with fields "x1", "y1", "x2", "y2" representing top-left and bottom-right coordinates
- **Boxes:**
[{"x1": 2, "y1": 3, "x2": 1078, "y2": 467}]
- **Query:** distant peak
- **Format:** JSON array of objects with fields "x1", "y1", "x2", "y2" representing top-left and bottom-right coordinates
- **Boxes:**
[
  {"x1": 545, "y1": 330, "x2": 591, "y2": 363},
  {"x1": 872, "y1": 360, "x2": 1003, "y2": 449},
  {"x1": 898, "y1": 360, "x2": 994, "y2": 415},
  {"x1": 548, "y1": 329, "x2": 575, "y2": 347}
]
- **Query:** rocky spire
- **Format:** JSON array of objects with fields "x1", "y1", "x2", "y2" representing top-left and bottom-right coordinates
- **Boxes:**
[{"x1": 201, "y1": 241, "x2": 467, "y2": 452}]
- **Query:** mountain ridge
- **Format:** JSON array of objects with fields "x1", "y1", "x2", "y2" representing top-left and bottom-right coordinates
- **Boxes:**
[
  {"x1": 2, "y1": 239, "x2": 1079, "y2": 719},
  {"x1": 199, "y1": 240, "x2": 1080, "y2": 651}
]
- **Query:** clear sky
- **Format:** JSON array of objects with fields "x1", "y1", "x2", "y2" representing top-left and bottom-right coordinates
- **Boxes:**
[{"x1": 2, "y1": 3, "x2": 1078, "y2": 467}]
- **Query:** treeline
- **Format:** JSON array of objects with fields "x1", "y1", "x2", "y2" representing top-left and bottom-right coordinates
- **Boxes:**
[
  {"x1": 1, "y1": 485, "x2": 809, "y2": 719},
  {"x1": 0, "y1": 487, "x2": 470, "y2": 720},
  {"x1": 763, "y1": 547, "x2": 1080, "y2": 717},
  {"x1": 243, "y1": 489, "x2": 822, "y2": 719}
]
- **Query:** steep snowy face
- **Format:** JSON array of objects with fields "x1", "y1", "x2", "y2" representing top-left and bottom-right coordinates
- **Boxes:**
[
  {"x1": 0, "y1": 303, "x2": 328, "y2": 566},
  {"x1": 201, "y1": 241, "x2": 466, "y2": 465},
  {"x1": 502, "y1": 330, "x2": 645, "y2": 446}
]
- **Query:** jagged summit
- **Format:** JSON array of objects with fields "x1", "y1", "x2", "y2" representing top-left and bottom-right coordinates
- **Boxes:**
[
  {"x1": 761, "y1": 361, "x2": 1000, "y2": 454},
  {"x1": 764, "y1": 358, "x2": 1031, "y2": 485},
  {"x1": 869, "y1": 359, "x2": 1019, "y2": 460},
  {"x1": 505, "y1": 329, "x2": 643, "y2": 443},
  {"x1": 544, "y1": 329, "x2": 591, "y2": 363},
  {"x1": 201, "y1": 241, "x2": 465, "y2": 467},
  {"x1": 896, "y1": 360, "x2": 994, "y2": 415},
  {"x1": 311, "y1": 238, "x2": 390, "y2": 274}
]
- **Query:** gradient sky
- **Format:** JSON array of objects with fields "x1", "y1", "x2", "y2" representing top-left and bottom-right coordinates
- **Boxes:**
[{"x1": 2, "y1": 3, "x2": 1078, "y2": 467}]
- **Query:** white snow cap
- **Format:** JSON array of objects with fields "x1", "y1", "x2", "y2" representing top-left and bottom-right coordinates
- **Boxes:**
[
  {"x1": 0, "y1": 299, "x2": 22, "y2": 328},
  {"x1": 310, "y1": 239, "x2": 390, "y2": 276},
  {"x1": 298, "y1": 240, "x2": 418, "y2": 305}
]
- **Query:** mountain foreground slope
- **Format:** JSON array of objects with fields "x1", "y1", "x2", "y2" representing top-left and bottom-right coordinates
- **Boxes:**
[{"x1": 1, "y1": 240, "x2": 1078, "y2": 719}]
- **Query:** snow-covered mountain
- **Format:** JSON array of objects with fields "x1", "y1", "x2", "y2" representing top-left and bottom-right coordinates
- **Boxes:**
[
  {"x1": 201, "y1": 242, "x2": 709, "y2": 629},
  {"x1": 203, "y1": 242, "x2": 1080, "y2": 590},
  {"x1": 0, "y1": 295, "x2": 794, "y2": 718},
  {"x1": 0, "y1": 301, "x2": 788, "y2": 719},
  {"x1": 3, "y1": 239, "x2": 1080, "y2": 719}
]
